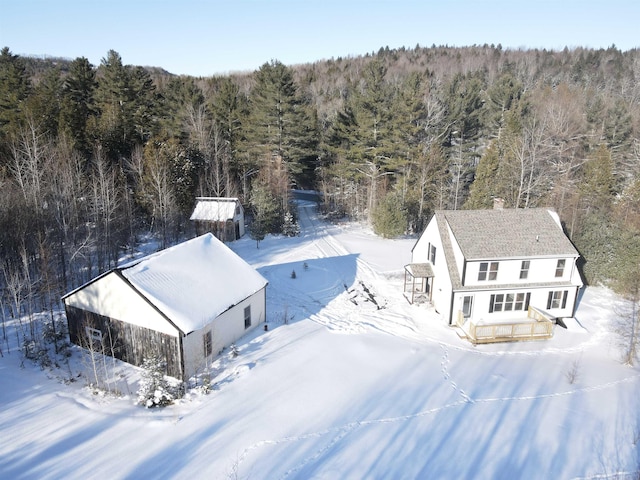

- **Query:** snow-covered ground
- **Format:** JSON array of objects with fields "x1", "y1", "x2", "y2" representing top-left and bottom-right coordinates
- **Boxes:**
[{"x1": 1, "y1": 199, "x2": 639, "y2": 479}]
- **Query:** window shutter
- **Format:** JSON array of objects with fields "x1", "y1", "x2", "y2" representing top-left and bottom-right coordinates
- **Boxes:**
[
  {"x1": 547, "y1": 292, "x2": 553, "y2": 310},
  {"x1": 562, "y1": 290, "x2": 568, "y2": 309}
]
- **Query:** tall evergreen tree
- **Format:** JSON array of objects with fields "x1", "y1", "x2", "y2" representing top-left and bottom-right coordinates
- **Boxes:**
[
  {"x1": 465, "y1": 140, "x2": 501, "y2": 209},
  {"x1": 579, "y1": 144, "x2": 616, "y2": 214},
  {"x1": 27, "y1": 67, "x2": 63, "y2": 139},
  {"x1": 0, "y1": 47, "x2": 31, "y2": 143},
  {"x1": 59, "y1": 57, "x2": 97, "y2": 155},
  {"x1": 94, "y1": 50, "x2": 157, "y2": 160},
  {"x1": 245, "y1": 60, "x2": 318, "y2": 191}
]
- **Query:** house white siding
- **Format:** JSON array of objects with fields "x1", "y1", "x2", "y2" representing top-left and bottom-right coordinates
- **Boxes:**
[
  {"x1": 412, "y1": 215, "x2": 453, "y2": 321},
  {"x1": 410, "y1": 209, "x2": 583, "y2": 329}
]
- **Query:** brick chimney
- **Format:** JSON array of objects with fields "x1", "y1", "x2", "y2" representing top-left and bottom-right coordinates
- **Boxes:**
[{"x1": 493, "y1": 197, "x2": 505, "y2": 210}]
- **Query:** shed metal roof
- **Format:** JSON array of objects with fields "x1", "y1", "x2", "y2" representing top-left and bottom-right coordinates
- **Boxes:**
[{"x1": 190, "y1": 197, "x2": 242, "y2": 222}]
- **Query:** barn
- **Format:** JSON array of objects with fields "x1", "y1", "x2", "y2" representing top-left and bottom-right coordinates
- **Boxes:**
[
  {"x1": 62, "y1": 233, "x2": 268, "y2": 380},
  {"x1": 190, "y1": 197, "x2": 245, "y2": 241}
]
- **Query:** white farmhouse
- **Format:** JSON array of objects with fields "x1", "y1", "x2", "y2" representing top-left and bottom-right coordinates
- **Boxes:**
[
  {"x1": 62, "y1": 233, "x2": 267, "y2": 379},
  {"x1": 406, "y1": 208, "x2": 583, "y2": 343}
]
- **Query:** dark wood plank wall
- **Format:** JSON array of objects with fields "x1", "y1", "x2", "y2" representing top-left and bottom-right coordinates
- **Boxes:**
[{"x1": 65, "y1": 305, "x2": 183, "y2": 379}]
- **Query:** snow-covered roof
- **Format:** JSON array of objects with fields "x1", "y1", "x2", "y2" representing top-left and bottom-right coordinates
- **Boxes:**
[
  {"x1": 118, "y1": 233, "x2": 267, "y2": 334},
  {"x1": 189, "y1": 197, "x2": 242, "y2": 222}
]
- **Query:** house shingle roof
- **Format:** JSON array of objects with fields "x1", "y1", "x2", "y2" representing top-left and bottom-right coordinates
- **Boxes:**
[{"x1": 438, "y1": 208, "x2": 579, "y2": 260}]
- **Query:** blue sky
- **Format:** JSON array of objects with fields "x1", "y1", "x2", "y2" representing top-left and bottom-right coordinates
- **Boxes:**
[{"x1": 2, "y1": 0, "x2": 638, "y2": 77}]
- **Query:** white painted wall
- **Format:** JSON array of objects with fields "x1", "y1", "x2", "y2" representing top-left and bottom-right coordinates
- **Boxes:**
[
  {"x1": 64, "y1": 273, "x2": 179, "y2": 336},
  {"x1": 463, "y1": 256, "x2": 579, "y2": 287},
  {"x1": 412, "y1": 216, "x2": 453, "y2": 322},
  {"x1": 453, "y1": 286, "x2": 580, "y2": 325},
  {"x1": 182, "y1": 288, "x2": 266, "y2": 379}
]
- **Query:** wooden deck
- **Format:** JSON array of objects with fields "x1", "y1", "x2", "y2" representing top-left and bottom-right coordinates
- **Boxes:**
[{"x1": 456, "y1": 306, "x2": 554, "y2": 344}]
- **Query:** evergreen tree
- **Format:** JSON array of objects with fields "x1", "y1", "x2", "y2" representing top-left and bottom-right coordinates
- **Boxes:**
[
  {"x1": 250, "y1": 177, "x2": 282, "y2": 235},
  {"x1": 59, "y1": 57, "x2": 97, "y2": 155},
  {"x1": 281, "y1": 211, "x2": 300, "y2": 237},
  {"x1": 579, "y1": 144, "x2": 616, "y2": 214},
  {"x1": 137, "y1": 356, "x2": 174, "y2": 408},
  {"x1": 0, "y1": 47, "x2": 31, "y2": 142},
  {"x1": 245, "y1": 60, "x2": 318, "y2": 191},
  {"x1": 372, "y1": 192, "x2": 407, "y2": 238},
  {"x1": 94, "y1": 50, "x2": 156, "y2": 160},
  {"x1": 27, "y1": 66, "x2": 63, "y2": 139},
  {"x1": 465, "y1": 140, "x2": 501, "y2": 209}
]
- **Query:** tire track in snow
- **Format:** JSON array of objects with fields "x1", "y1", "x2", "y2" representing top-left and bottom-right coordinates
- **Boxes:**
[{"x1": 297, "y1": 202, "x2": 422, "y2": 340}]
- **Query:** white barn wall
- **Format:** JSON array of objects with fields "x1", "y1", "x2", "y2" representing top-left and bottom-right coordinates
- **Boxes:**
[
  {"x1": 182, "y1": 289, "x2": 266, "y2": 379},
  {"x1": 64, "y1": 273, "x2": 179, "y2": 337}
]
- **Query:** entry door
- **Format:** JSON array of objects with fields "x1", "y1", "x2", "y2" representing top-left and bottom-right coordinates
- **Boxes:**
[{"x1": 462, "y1": 295, "x2": 474, "y2": 319}]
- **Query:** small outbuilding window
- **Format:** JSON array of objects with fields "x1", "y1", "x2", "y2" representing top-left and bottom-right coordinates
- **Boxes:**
[
  {"x1": 203, "y1": 331, "x2": 212, "y2": 357},
  {"x1": 85, "y1": 326, "x2": 103, "y2": 344},
  {"x1": 244, "y1": 306, "x2": 251, "y2": 329}
]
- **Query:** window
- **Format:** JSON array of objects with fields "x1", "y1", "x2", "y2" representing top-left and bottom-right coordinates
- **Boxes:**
[
  {"x1": 504, "y1": 293, "x2": 514, "y2": 311},
  {"x1": 492, "y1": 294, "x2": 505, "y2": 312},
  {"x1": 428, "y1": 243, "x2": 437, "y2": 265},
  {"x1": 203, "y1": 331, "x2": 212, "y2": 357},
  {"x1": 555, "y1": 259, "x2": 566, "y2": 278},
  {"x1": 514, "y1": 292, "x2": 531, "y2": 311},
  {"x1": 244, "y1": 305, "x2": 251, "y2": 329},
  {"x1": 520, "y1": 260, "x2": 530, "y2": 280},
  {"x1": 462, "y1": 296, "x2": 473, "y2": 318},
  {"x1": 479, "y1": 262, "x2": 499, "y2": 281},
  {"x1": 547, "y1": 290, "x2": 568, "y2": 309},
  {"x1": 85, "y1": 326, "x2": 102, "y2": 343},
  {"x1": 490, "y1": 292, "x2": 530, "y2": 313}
]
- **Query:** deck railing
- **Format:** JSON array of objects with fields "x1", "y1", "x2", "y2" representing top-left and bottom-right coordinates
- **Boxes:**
[{"x1": 460, "y1": 306, "x2": 554, "y2": 344}]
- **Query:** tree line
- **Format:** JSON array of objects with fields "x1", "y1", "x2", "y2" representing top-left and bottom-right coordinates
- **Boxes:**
[{"x1": 1, "y1": 44, "x2": 639, "y2": 352}]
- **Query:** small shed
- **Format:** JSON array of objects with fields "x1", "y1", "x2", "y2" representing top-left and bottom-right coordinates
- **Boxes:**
[
  {"x1": 190, "y1": 197, "x2": 245, "y2": 241},
  {"x1": 62, "y1": 233, "x2": 267, "y2": 380}
]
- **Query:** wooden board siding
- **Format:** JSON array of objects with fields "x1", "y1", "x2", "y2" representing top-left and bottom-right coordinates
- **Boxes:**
[{"x1": 65, "y1": 305, "x2": 183, "y2": 379}]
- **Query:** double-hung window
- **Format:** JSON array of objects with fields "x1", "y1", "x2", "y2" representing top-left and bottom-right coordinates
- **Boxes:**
[
  {"x1": 203, "y1": 331, "x2": 212, "y2": 357},
  {"x1": 555, "y1": 259, "x2": 566, "y2": 278},
  {"x1": 520, "y1": 260, "x2": 530, "y2": 280},
  {"x1": 478, "y1": 262, "x2": 499, "y2": 281},
  {"x1": 547, "y1": 290, "x2": 568, "y2": 309},
  {"x1": 244, "y1": 305, "x2": 252, "y2": 329},
  {"x1": 428, "y1": 243, "x2": 437, "y2": 265},
  {"x1": 489, "y1": 292, "x2": 531, "y2": 313}
]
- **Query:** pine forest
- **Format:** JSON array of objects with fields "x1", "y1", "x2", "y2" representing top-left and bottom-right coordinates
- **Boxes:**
[{"x1": 1, "y1": 44, "x2": 640, "y2": 342}]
